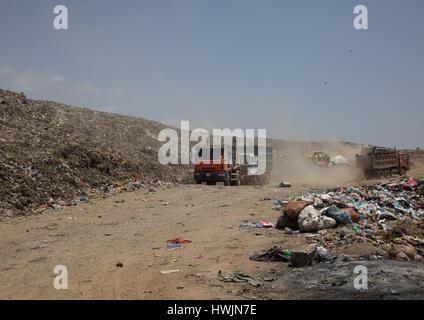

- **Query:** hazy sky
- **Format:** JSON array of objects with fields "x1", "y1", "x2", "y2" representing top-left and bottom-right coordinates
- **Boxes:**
[{"x1": 0, "y1": 0, "x2": 423, "y2": 148}]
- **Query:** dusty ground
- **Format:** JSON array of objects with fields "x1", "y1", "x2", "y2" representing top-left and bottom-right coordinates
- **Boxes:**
[
  {"x1": 1, "y1": 153, "x2": 423, "y2": 300},
  {"x1": 1, "y1": 177, "x2": 423, "y2": 300},
  {"x1": 0, "y1": 183, "x2": 312, "y2": 299}
]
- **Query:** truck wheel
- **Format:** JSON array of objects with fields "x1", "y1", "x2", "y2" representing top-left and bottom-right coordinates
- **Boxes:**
[
  {"x1": 235, "y1": 174, "x2": 241, "y2": 186},
  {"x1": 195, "y1": 180, "x2": 201, "y2": 184},
  {"x1": 399, "y1": 167, "x2": 406, "y2": 175},
  {"x1": 230, "y1": 172, "x2": 240, "y2": 186}
]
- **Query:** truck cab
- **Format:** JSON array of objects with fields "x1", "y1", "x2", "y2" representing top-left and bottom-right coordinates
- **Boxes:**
[
  {"x1": 194, "y1": 145, "x2": 240, "y2": 185},
  {"x1": 398, "y1": 152, "x2": 410, "y2": 174},
  {"x1": 193, "y1": 142, "x2": 272, "y2": 186}
]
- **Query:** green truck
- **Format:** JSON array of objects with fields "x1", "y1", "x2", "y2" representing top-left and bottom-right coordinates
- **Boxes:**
[{"x1": 240, "y1": 146, "x2": 273, "y2": 185}]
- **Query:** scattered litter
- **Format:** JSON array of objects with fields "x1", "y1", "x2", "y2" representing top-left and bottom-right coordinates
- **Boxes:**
[
  {"x1": 167, "y1": 237, "x2": 192, "y2": 244},
  {"x1": 279, "y1": 182, "x2": 291, "y2": 188},
  {"x1": 260, "y1": 221, "x2": 274, "y2": 228},
  {"x1": 30, "y1": 242, "x2": 48, "y2": 250},
  {"x1": 218, "y1": 270, "x2": 261, "y2": 287},
  {"x1": 73, "y1": 197, "x2": 88, "y2": 202},
  {"x1": 249, "y1": 247, "x2": 291, "y2": 262},
  {"x1": 160, "y1": 269, "x2": 180, "y2": 275},
  {"x1": 167, "y1": 244, "x2": 182, "y2": 249}
]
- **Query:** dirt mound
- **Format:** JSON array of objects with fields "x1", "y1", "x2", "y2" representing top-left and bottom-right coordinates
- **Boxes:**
[{"x1": 0, "y1": 89, "x2": 189, "y2": 216}]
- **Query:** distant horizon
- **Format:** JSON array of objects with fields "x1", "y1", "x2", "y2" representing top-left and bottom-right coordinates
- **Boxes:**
[{"x1": 1, "y1": 87, "x2": 417, "y2": 151}]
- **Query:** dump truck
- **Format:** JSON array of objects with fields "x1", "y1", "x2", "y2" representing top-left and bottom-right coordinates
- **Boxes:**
[
  {"x1": 239, "y1": 146, "x2": 273, "y2": 185},
  {"x1": 194, "y1": 141, "x2": 273, "y2": 186},
  {"x1": 355, "y1": 146, "x2": 410, "y2": 179}
]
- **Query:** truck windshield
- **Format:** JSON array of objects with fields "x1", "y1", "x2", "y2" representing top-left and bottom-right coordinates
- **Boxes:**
[{"x1": 197, "y1": 147, "x2": 223, "y2": 161}]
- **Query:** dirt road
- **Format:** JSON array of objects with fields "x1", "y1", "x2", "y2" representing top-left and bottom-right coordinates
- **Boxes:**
[
  {"x1": 1, "y1": 180, "x2": 423, "y2": 300},
  {"x1": 0, "y1": 183, "x2": 308, "y2": 299}
]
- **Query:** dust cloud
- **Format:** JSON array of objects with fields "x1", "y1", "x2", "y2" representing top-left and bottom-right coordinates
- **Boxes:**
[{"x1": 269, "y1": 140, "x2": 365, "y2": 186}]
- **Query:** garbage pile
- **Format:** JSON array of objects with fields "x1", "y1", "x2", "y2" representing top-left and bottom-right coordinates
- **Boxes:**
[
  {"x1": 330, "y1": 155, "x2": 349, "y2": 166},
  {"x1": 305, "y1": 151, "x2": 350, "y2": 168},
  {"x1": 0, "y1": 89, "x2": 186, "y2": 217},
  {"x1": 275, "y1": 177, "x2": 424, "y2": 259},
  {"x1": 305, "y1": 151, "x2": 331, "y2": 167}
]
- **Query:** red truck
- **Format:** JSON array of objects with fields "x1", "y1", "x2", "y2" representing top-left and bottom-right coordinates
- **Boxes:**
[
  {"x1": 355, "y1": 147, "x2": 410, "y2": 179},
  {"x1": 193, "y1": 138, "x2": 273, "y2": 186},
  {"x1": 194, "y1": 144, "x2": 241, "y2": 186}
]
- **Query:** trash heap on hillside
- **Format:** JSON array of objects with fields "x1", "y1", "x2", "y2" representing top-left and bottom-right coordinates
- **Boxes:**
[{"x1": 0, "y1": 89, "x2": 187, "y2": 217}]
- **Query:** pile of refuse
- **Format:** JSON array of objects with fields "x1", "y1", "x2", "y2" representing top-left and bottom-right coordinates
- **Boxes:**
[
  {"x1": 330, "y1": 155, "x2": 349, "y2": 166},
  {"x1": 305, "y1": 151, "x2": 350, "y2": 168},
  {"x1": 274, "y1": 177, "x2": 424, "y2": 259},
  {"x1": 0, "y1": 89, "x2": 187, "y2": 217}
]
